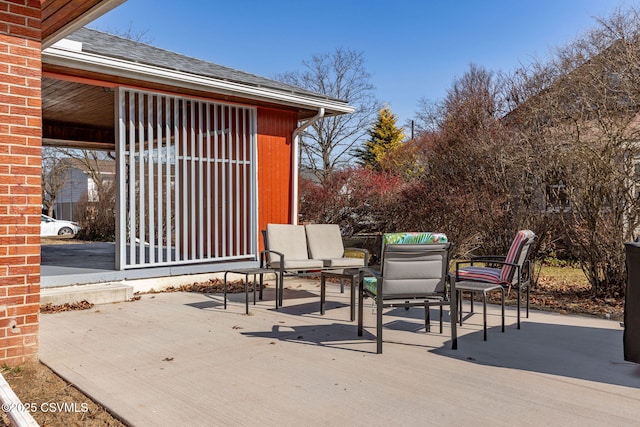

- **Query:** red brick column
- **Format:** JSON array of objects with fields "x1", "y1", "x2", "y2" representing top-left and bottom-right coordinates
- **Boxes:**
[{"x1": 0, "y1": 0, "x2": 42, "y2": 366}]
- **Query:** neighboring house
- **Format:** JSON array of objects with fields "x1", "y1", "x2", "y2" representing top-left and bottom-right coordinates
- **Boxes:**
[
  {"x1": 501, "y1": 39, "x2": 640, "y2": 220},
  {"x1": 0, "y1": 0, "x2": 353, "y2": 366},
  {"x1": 52, "y1": 158, "x2": 115, "y2": 221}
]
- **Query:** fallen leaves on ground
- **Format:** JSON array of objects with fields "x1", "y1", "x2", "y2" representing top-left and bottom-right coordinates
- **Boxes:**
[
  {"x1": 145, "y1": 278, "x2": 251, "y2": 295},
  {"x1": 40, "y1": 300, "x2": 94, "y2": 314}
]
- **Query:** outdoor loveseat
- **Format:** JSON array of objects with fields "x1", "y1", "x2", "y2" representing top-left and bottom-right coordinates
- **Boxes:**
[{"x1": 261, "y1": 223, "x2": 369, "y2": 306}]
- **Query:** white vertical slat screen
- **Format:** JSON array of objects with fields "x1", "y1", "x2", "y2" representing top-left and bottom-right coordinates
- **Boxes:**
[{"x1": 117, "y1": 88, "x2": 257, "y2": 269}]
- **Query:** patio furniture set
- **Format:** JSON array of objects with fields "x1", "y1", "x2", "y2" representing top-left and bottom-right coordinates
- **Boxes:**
[{"x1": 223, "y1": 224, "x2": 536, "y2": 353}]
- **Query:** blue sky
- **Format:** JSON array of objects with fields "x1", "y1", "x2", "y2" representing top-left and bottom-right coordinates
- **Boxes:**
[{"x1": 90, "y1": 0, "x2": 635, "y2": 126}]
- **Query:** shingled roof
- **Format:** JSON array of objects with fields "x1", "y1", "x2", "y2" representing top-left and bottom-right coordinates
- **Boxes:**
[{"x1": 65, "y1": 27, "x2": 341, "y2": 104}]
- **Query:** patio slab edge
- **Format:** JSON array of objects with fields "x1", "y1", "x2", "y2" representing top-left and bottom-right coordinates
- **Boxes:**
[{"x1": 40, "y1": 283, "x2": 134, "y2": 306}]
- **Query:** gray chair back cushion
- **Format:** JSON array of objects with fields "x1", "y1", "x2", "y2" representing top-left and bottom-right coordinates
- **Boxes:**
[
  {"x1": 381, "y1": 243, "x2": 449, "y2": 298},
  {"x1": 266, "y1": 224, "x2": 309, "y2": 263},
  {"x1": 305, "y1": 224, "x2": 344, "y2": 260}
]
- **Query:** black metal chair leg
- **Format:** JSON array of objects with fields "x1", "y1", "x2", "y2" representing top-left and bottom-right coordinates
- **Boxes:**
[
  {"x1": 458, "y1": 290, "x2": 464, "y2": 325},
  {"x1": 376, "y1": 295, "x2": 383, "y2": 354},
  {"x1": 425, "y1": 303, "x2": 431, "y2": 332},
  {"x1": 501, "y1": 287, "x2": 505, "y2": 333},
  {"x1": 320, "y1": 274, "x2": 326, "y2": 315},
  {"x1": 244, "y1": 273, "x2": 249, "y2": 315},
  {"x1": 223, "y1": 271, "x2": 229, "y2": 309},
  {"x1": 252, "y1": 273, "x2": 257, "y2": 306},
  {"x1": 517, "y1": 286, "x2": 521, "y2": 329},
  {"x1": 350, "y1": 273, "x2": 357, "y2": 322},
  {"x1": 357, "y1": 276, "x2": 364, "y2": 336},
  {"x1": 482, "y1": 291, "x2": 488, "y2": 341}
]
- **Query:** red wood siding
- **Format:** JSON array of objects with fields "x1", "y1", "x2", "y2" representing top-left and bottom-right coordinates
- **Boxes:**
[
  {"x1": 257, "y1": 107, "x2": 296, "y2": 248},
  {"x1": 0, "y1": 0, "x2": 42, "y2": 366}
]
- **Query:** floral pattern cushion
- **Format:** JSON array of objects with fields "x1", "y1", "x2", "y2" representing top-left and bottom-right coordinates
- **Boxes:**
[
  {"x1": 362, "y1": 276, "x2": 379, "y2": 295},
  {"x1": 383, "y1": 232, "x2": 448, "y2": 246}
]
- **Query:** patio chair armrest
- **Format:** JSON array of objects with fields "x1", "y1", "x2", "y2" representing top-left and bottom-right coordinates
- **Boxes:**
[
  {"x1": 479, "y1": 256, "x2": 507, "y2": 269},
  {"x1": 472, "y1": 259, "x2": 518, "y2": 268},
  {"x1": 345, "y1": 247, "x2": 370, "y2": 266},
  {"x1": 470, "y1": 255, "x2": 506, "y2": 261},
  {"x1": 455, "y1": 260, "x2": 474, "y2": 270},
  {"x1": 457, "y1": 258, "x2": 518, "y2": 269},
  {"x1": 260, "y1": 249, "x2": 284, "y2": 268},
  {"x1": 463, "y1": 255, "x2": 508, "y2": 269}
]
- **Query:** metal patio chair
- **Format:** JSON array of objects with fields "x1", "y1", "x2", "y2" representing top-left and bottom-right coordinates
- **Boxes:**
[
  {"x1": 357, "y1": 232, "x2": 456, "y2": 353},
  {"x1": 452, "y1": 229, "x2": 536, "y2": 340}
]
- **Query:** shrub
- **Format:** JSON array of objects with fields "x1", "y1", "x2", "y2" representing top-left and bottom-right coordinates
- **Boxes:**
[{"x1": 73, "y1": 184, "x2": 116, "y2": 242}]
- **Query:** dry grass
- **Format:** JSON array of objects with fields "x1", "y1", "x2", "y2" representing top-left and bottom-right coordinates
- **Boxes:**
[{"x1": 0, "y1": 363, "x2": 126, "y2": 427}]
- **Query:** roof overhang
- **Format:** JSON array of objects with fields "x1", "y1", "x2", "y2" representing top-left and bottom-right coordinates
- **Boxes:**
[
  {"x1": 42, "y1": 42, "x2": 355, "y2": 117},
  {"x1": 42, "y1": 0, "x2": 127, "y2": 49}
]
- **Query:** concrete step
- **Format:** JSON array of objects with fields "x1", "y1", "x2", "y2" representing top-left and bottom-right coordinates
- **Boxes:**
[{"x1": 41, "y1": 283, "x2": 134, "y2": 306}]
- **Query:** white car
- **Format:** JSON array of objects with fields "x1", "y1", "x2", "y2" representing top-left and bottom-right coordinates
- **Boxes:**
[{"x1": 40, "y1": 214, "x2": 81, "y2": 237}]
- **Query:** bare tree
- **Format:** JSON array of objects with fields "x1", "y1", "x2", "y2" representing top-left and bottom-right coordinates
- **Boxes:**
[
  {"x1": 411, "y1": 97, "x2": 444, "y2": 137},
  {"x1": 276, "y1": 48, "x2": 380, "y2": 183},
  {"x1": 392, "y1": 62, "x2": 548, "y2": 263},
  {"x1": 508, "y1": 6, "x2": 640, "y2": 295},
  {"x1": 91, "y1": 21, "x2": 153, "y2": 43},
  {"x1": 42, "y1": 147, "x2": 71, "y2": 217},
  {"x1": 55, "y1": 149, "x2": 114, "y2": 194},
  {"x1": 53, "y1": 148, "x2": 116, "y2": 240}
]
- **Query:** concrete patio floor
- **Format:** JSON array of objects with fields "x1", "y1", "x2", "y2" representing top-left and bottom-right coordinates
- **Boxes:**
[{"x1": 39, "y1": 278, "x2": 640, "y2": 426}]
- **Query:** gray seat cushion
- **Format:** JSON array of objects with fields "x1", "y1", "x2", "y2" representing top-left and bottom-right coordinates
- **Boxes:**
[
  {"x1": 322, "y1": 257, "x2": 365, "y2": 268},
  {"x1": 272, "y1": 259, "x2": 325, "y2": 270}
]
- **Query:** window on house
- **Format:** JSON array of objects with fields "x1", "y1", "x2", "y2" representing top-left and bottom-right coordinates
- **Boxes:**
[
  {"x1": 544, "y1": 170, "x2": 571, "y2": 213},
  {"x1": 633, "y1": 161, "x2": 640, "y2": 200}
]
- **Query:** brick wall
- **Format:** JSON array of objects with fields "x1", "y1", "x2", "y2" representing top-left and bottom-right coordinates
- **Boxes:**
[{"x1": 0, "y1": 0, "x2": 42, "y2": 366}]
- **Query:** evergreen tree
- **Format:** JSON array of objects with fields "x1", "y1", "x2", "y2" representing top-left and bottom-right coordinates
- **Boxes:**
[{"x1": 356, "y1": 105, "x2": 405, "y2": 170}]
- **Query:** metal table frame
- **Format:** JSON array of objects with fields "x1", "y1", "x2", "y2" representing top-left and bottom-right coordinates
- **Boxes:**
[
  {"x1": 223, "y1": 268, "x2": 279, "y2": 314},
  {"x1": 320, "y1": 268, "x2": 362, "y2": 321}
]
